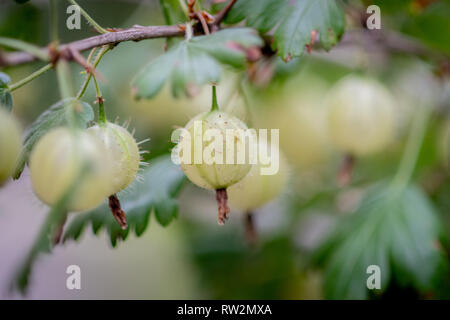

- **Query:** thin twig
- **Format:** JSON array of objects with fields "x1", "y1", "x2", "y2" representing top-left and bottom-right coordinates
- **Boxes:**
[
  {"x1": 67, "y1": 0, "x2": 108, "y2": 34},
  {"x1": 0, "y1": 25, "x2": 185, "y2": 67},
  {"x1": 8, "y1": 63, "x2": 53, "y2": 92},
  {"x1": 66, "y1": 47, "x2": 103, "y2": 81},
  {"x1": 195, "y1": 12, "x2": 210, "y2": 35},
  {"x1": 0, "y1": 37, "x2": 49, "y2": 61},
  {"x1": 213, "y1": 0, "x2": 237, "y2": 27}
]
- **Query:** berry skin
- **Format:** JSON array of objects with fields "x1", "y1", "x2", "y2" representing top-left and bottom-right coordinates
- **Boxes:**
[
  {"x1": 177, "y1": 110, "x2": 253, "y2": 224},
  {"x1": 29, "y1": 127, "x2": 112, "y2": 212},
  {"x1": 228, "y1": 142, "x2": 289, "y2": 212},
  {"x1": 179, "y1": 110, "x2": 252, "y2": 190},
  {"x1": 0, "y1": 109, "x2": 21, "y2": 185},
  {"x1": 327, "y1": 76, "x2": 396, "y2": 156},
  {"x1": 88, "y1": 122, "x2": 140, "y2": 194}
]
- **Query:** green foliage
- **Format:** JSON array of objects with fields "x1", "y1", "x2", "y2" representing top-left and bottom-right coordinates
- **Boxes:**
[
  {"x1": 226, "y1": 0, "x2": 345, "y2": 60},
  {"x1": 0, "y1": 72, "x2": 13, "y2": 111},
  {"x1": 373, "y1": 0, "x2": 450, "y2": 55},
  {"x1": 159, "y1": 0, "x2": 188, "y2": 24},
  {"x1": 13, "y1": 98, "x2": 94, "y2": 179},
  {"x1": 403, "y1": 1, "x2": 450, "y2": 55},
  {"x1": 314, "y1": 183, "x2": 447, "y2": 299},
  {"x1": 1, "y1": 2, "x2": 39, "y2": 44},
  {"x1": 185, "y1": 226, "x2": 297, "y2": 299},
  {"x1": 131, "y1": 28, "x2": 263, "y2": 98},
  {"x1": 63, "y1": 155, "x2": 186, "y2": 247}
]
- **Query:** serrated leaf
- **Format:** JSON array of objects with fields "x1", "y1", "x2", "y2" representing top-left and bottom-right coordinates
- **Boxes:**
[
  {"x1": 0, "y1": 72, "x2": 12, "y2": 111},
  {"x1": 226, "y1": 0, "x2": 345, "y2": 60},
  {"x1": 131, "y1": 28, "x2": 262, "y2": 99},
  {"x1": 62, "y1": 155, "x2": 186, "y2": 247},
  {"x1": 13, "y1": 98, "x2": 94, "y2": 179},
  {"x1": 226, "y1": 0, "x2": 290, "y2": 33},
  {"x1": 314, "y1": 183, "x2": 446, "y2": 299}
]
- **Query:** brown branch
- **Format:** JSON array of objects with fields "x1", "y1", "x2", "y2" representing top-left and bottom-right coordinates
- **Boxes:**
[
  {"x1": 213, "y1": 0, "x2": 237, "y2": 27},
  {"x1": 0, "y1": 25, "x2": 185, "y2": 68},
  {"x1": 195, "y1": 12, "x2": 210, "y2": 35}
]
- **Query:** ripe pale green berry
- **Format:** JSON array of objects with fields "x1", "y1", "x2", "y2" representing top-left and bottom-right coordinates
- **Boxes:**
[
  {"x1": 327, "y1": 76, "x2": 396, "y2": 156},
  {"x1": 0, "y1": 109, "x2": 21, "y2": 185},
  {"x1": 88, "y1": 122, "x2": 140, "y2": 195},
  {"x1": 179, "y1": 110, "x2": 252, "y2": 190},
  {"x1": 30, "y1": 127, "x2": 112, "y2": 212},
  {"x1": 178, "y1": 110, "x2": 253, "y2": 224},
  {"x1": 228, "y1": 142, "x2": 289, "y2": 212}
]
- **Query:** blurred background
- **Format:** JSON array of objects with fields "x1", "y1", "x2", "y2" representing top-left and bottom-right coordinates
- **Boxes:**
[{"x1": 0, "y1": 0, "x2": 449, "y2": 299}]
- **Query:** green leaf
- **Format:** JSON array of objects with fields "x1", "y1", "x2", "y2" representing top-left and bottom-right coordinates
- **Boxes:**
[
  {"x1": 159, "y1": 0, "x2": 188, "y2": 24},
  {"x1": 314, "y1": 183, "x2": 446, "y2": 299},
  {"x1": 13, "y1": 98, "x2": 94, "y2": 179},
  {"x1": 226, "y1": 0, "x2": 345, "y2": 60},
  {"x1": 0, "y1": 72, "x2": 13, "y2": 111},
  {"x1": 226, "y1": 0, "x2": 290, "y2": 33},
  {"x1": 131, "y1": 28, "x2": 263, "y2": 98},
  {"x1": 62, "y1": 155, "x2": 186, "y2": 247}
]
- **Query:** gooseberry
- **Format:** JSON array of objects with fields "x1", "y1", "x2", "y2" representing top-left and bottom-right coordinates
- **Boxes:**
[
  {"x1": 177, "y1": 110, "x2": 253, "y2": 224},
  {"x1": 0, "y1": 108, "x2": 21, "y2": 186},
  {"x1": 228, "y1": 142, "x2": 289, "y2": 212},
  {"x1": 327, "y1": 76, "x2": 396, "y2": 156},
  {"x1": 88, "y1": 122, "x2": 140, "y2": 195},
  {"x1": 29, "y1": 127, "x2": 112, "y2": 212}
]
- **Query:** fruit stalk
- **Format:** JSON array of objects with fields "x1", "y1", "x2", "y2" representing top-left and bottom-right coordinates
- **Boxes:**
[
  {"x1": 108, "y1": 194, "x2": 128, "y2": 230},
  {"x1": 211, "y1": 85, "x2": 219, "y2": 111},
  {"x1": 338, "y1": 154, "x2": 355, "y2": 187},
  {"x1": 244, "y1": 211, "x2": 257, "y2": 246},
  {"x1": 216, "y1": 188, "x2": 230, "y2": 225}
]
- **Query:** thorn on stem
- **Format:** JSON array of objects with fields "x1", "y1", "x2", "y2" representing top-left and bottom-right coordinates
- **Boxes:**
[
  {"x1": 216, "y1": 188, "x2": 230, "y2": 225},
  {"x1": 108, "y1": 194, "x2": 128, "y2": 230}
]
